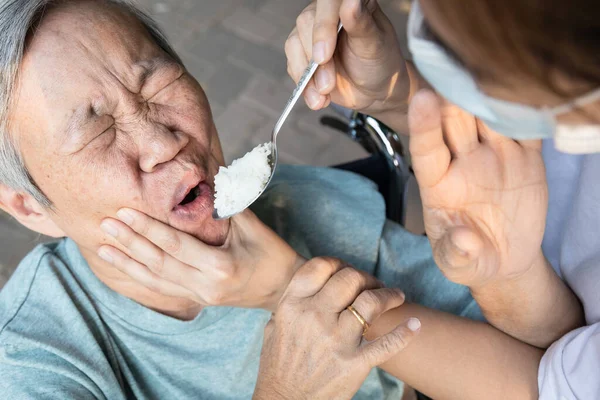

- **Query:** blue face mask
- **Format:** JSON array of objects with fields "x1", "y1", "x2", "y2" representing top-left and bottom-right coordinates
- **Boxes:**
[{"x1": 407, "y1": 1, "x2": 600, "y2": 154}]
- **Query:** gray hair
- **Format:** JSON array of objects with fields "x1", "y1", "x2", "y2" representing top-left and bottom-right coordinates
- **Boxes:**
[{"x1": 0, "y1": 0, "x2": 181, "y2": 207}]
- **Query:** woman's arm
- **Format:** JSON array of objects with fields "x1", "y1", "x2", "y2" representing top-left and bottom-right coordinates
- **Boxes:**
[
  {"x1": 406, "y1": 89, "x2": 583, "y2": 348},
  {"x1": 369, "y1": 303, "x2": 543, "y2": 400},
  {"x1": 471, "y1": 254, "x2": 584, "y2": 348}
]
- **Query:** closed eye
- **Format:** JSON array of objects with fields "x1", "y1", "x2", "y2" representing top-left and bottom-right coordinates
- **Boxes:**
[
  {"x1": 143, "y1": 61, "x2": 186, "y2": 101},
  {"x1": 147, "y1": 72, "x2": 186, "y2": 103},
  {"x1": 87, "y1": 124, "x2": 116, "y2": 147}
]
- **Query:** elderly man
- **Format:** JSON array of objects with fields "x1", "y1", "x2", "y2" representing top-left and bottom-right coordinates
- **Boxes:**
[
  {"x1": 0, "y1": 1, "x2": 471, "y2": 398},
  {"x1": 0, "y1": 0, "x2": 537, "y2": 399}
]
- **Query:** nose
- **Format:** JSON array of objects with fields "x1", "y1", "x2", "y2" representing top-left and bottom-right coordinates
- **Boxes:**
[{"x1": 137, "y1": 123, "x2": 189, "y2": 173}]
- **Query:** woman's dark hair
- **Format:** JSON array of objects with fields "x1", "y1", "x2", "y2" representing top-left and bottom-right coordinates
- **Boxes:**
[{"x1": 426, "y1": 0, "x2": 600, "y2": 97}]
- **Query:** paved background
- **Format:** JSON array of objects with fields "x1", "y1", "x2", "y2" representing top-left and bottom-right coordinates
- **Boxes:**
[{"x1": 0, "y1": 0, "x2": 413, "y2": 288}]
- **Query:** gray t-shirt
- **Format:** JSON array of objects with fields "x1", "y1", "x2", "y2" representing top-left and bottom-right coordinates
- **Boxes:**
[{"x1": 0, "y1": 165, "x2": 478, "y2": 399}]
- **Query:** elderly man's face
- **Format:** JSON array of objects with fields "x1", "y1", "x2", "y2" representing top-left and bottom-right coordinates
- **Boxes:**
[{"x1": 11, "y1": 1, "x2": 229, "y2": 252}]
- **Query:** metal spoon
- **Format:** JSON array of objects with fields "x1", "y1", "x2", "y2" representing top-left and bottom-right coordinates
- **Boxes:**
[{"x1": 213, "y1": 22, "x2": 343, "y2": 220}]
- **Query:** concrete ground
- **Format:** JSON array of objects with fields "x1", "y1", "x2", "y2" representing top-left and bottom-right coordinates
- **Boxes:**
[{"x1": 0, "y1": 0, "x2": 413, "y2": 287}]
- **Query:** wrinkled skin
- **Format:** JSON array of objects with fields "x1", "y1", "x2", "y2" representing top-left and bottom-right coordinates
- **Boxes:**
[
  {"x1": 4, "y1": 4, "x2": 421, "y2": 398},
  {"x1": 254, "y1": 258, "x2": 418, "y2": 400},
  {"x1": 11, "y1": 1, "x2": 228, "y2": 313}
]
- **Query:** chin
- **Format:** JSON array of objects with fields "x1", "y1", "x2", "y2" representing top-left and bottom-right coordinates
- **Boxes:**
[{"x1": 185, "y1": 218, "x2": 230, "y2": 247}]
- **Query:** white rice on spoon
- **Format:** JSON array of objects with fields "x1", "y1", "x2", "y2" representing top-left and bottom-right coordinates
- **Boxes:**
[{"x1": 213, "y1": 142, "x2": 272, "y2": 218}]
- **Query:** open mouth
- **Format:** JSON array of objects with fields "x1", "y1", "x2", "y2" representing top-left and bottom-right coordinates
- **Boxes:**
[
  {"x1": 171, "y1": 180, "x2": 214, "y2": 220},
  {"x1": 178, "y1": 184, "x2": 201, "y2": 207}
]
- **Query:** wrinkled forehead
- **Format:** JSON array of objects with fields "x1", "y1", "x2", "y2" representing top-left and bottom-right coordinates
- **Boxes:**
[
  {"x1": 12, "y1": 1, "x2": 172, "y2": 145},
  {"x1": 22, "y1": 1, "x2": 165, "y2": 96}
]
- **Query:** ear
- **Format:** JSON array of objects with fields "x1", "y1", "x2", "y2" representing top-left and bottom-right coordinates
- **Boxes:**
[{"x1": 0, "y1": 183, "x2": 65, "y2": 238}]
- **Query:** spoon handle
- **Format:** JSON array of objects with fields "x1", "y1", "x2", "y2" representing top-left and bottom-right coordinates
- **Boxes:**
[{"x1": 272, "y1": 21, "x2": 343, "y2": 142}]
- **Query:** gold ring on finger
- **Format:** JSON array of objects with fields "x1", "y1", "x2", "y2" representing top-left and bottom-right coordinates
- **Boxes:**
[{"x1": 347, "y1": 305, "x2": 370, "y2": 336}]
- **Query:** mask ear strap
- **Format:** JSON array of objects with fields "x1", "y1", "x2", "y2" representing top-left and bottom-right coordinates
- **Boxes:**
[{"x1": 550, "y1": 87, "x2": 600, "y2": 115}]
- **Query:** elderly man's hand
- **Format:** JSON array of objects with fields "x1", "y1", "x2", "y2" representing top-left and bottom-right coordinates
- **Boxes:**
[
  {"x1": 254, "y1": 258, "x2": 420, "y2": 400},
  {"x1": 98, "y1": 209, "x2": 305, "y2": 311}
]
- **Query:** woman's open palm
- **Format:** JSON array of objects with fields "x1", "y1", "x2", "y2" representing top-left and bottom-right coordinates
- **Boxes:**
[{"x1": 408, "y1": 90, "x2": 548, "y2": 288}]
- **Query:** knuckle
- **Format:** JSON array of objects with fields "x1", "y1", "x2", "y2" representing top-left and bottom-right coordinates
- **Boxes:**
[
  {"x1": 395, "y1": 289, "x2": 407, "y2": 304},
  {"x1": 357, "y1": 290, "x2": 381, "y2": 312},
  {"x1": 296, "y1": 9, "x2": 315, "y2": 28},
  {"x1": 284, "y1": 39, "x2": 292, "y2": 56},
  {"x1": 214, "y1": 262, "x2": 235, "y2": 281},
  {"x1": 339, "y1": 267, "x2": 366, "y2": 290},
  {"x1": 363, "y1": 0, "x2": 378, "y2": 13},
  {"x1": 147, "y1": 250, "x2": 166, "y2": 275},
  {"x1": 303, "y1": 257, "x2": 340, "y2": 281},
  {"x1": 161, "y1": 232, "x2": 182, "y2": 255},
  {"x1": 441, "y1": 103, "x2": 462, "y2": 118},
  {"x1": 114, "y1": 254, "x2": 132, "y2": 273},
  {"x1": 314, "y1": 257, "x2": 340, "y2": 273},
  {"x1": 137, "y1": 217, "x2": 152, "y2": 236},
  {"x1": 110, "y1": 257, "x2": 125, "y2": 272},
  {"x1": 312, "y1": 21, "x2": 332, "y2": 37},
  {"x1": 117, "y1": 229, "x2": 133, "y2": 247},
  {"x1": 284, "y1": 34, "x2": 299, "y2": 54}
]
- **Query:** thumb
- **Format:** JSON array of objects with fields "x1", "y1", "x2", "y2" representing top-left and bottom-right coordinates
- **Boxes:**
[
  {"x1": 433, "y1": 226, "x2": 484, "y2": 285},
  {"x1": 228, "y1": 209, "x2": 261, "y2": 242},
  {"x1": 312, "y1": 0, "x2": 343, "y2": 64},
  {"x1": 361, "y1": 317, "x2": 421, "y2": 367},
  {"x1": 338, "y1": 0, "x2": 391, "y2": 59},
  {"x1": 409, "y1": 89, "x2": 451, "y2": 189},
  {"x1": 230, "y1": 208, "x2": 261, "y2": 231}
]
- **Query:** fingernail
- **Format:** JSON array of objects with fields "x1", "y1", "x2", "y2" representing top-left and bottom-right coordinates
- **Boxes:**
[
  {"x1": 407, "y1": 318, "x2": 421, "y2": 332},
  {"x1": 313, "y1": 41, "x2": 327, "y2": 64},
  {"x1": 316, "y1": 68, "x2": 331, "y2": 92},
  {"x1": 100, "y1": 220, "x2": 119, "y2": 238},
  {"x1": 98, "y1": 249, "x2": 114, "y2": 264},
  {"x1": 397, "y1": 289, "x2": 406, "y2": 301},
  {"x1": 117, "y1": 209, "x2": 134, "y2": 226},
  {"x1": 306, "y1": 87, "x2": 321, "y2": 109}
]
